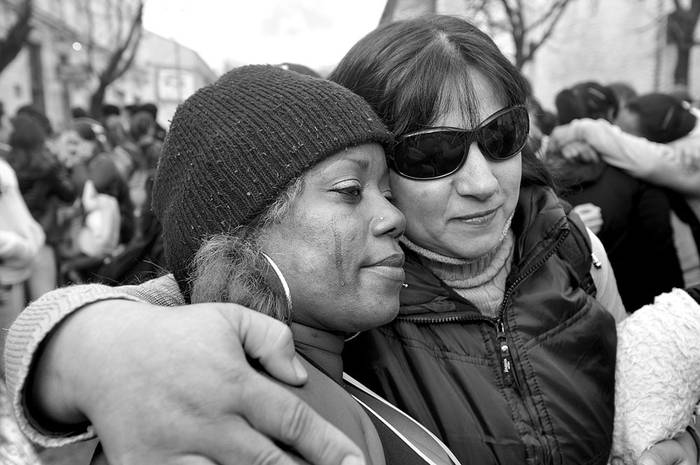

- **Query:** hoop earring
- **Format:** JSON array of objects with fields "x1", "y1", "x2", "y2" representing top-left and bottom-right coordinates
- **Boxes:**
[{"x1": 262, "y1": 252, "x2": 293, "y2": 315}]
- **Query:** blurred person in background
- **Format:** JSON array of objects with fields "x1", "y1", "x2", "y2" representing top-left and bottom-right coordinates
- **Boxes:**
[
  {"x1": 101, "y1": 104, "x2": 138, "y2": 181},
  {"x1": 551, "y1": 92, "x2": 700, "y2": 288},
  {"x1": 127, "y1": 109, "x2": 162, "y2": 237},
  {"x1": 138, "y1": 103, "x2": 167, "y2": 142},
  {"x1": 53, "y1": 121, "x2": 133, "y2": 283},
  {"x1": 0, "y1": 159, "x2": 43, "y2": 465},
  {"x1": 0, "y1": 145, "x2": 43, "y2": 465},
  {"x1": 546, "y1": 82, "x2": 683, "y2": 310},
  {"x1": 0, "y1": 156, "x2": 44, "y2": 349},
  {"x1": 4, "y1": 113, "x2": 76, "y2": 298}
]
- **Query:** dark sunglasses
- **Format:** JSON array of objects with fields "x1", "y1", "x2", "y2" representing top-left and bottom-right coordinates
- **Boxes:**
[{"x1": 389, "y1": 105, "x2": 530, "y2": 180}]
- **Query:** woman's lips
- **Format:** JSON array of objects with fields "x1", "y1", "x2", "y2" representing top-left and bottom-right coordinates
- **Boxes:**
[
  {"x1": 365, "y1": 265, "x2": 406, "y2": 283},
  {"x1": 454, "y1": 207, "x2": 499, "y2": 225},
  {"x1": 365, "y1": 253, "x2": 405, "y2": 283}
]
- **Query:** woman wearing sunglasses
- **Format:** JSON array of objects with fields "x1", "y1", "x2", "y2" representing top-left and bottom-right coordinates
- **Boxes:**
[
  {"x1": 6, "y1": 14, "x2": 697, "y2": 465},
  {"x1": 330, "y1": 16, "x2": 628, "y2": 465}
]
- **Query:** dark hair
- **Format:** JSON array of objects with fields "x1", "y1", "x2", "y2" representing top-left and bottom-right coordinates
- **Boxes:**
[
  {"x1": 329, "y1": 14, "x2": 551, "y2": 188},
  {"x1": 73, "y1": 120, "x2": 98, "y2": 141},
  {"x1": 101, "y1": 104, "x2": 121, "y2": 118},
  {"x1": 9, "y1": 114, "x2": 46, "y2": 150},
  {"x1": 130, "y1": 111, "x2": 155, "y2": 140},
  {"x1": 71, "y1": 106, "x2": 89, "y2": 119},
  {"x1": 125, "y1": 103, "x2": 141, "y2": 115},
  {"x1": 140, "y1": 103, "x2": 158, "y2": 120},
  {"x1": 7, "y1": 114, "x2": 54, "y2": 175},
  {"x1": 330, "y1": 15, "x2": 528, "y2": 135},
  {"x1": 626, "y1": 93, "x2": 696, "y2": 143},
  {"x1": 16, "y1": 105, "x2": 53, "y2": 136},
  {"x1": 555, "y1": 81, "x2": 618, "y2": 124}
]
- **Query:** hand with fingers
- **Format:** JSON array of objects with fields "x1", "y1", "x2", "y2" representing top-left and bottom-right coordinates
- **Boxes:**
[
  {"x1": 678, "y1": 145, "x2": 700, "y2": 172},
  {"x1": 636, "y1": 430, "x2": 698, "y2": 465},
  {"x1": 561, "y1": 141, "x2": 600, "y2": 163},
  {"x1": 30, "y1": 300, "x2": 365, "y2": 465}
]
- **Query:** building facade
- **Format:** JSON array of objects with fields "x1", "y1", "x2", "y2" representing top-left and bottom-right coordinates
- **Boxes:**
[
  {"x1": 388, "y1": 0, "x2": 699, "y2": 109},
  {"x1": 526, "y1": 0, "x2": 690, "y2": 109},
  {"x1": 0, "y1": 0, "x2": 216, "y2": 131}
]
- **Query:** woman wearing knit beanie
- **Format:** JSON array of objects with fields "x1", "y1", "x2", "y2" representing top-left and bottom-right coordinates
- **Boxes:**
[{"x1": 40, "y1": 65, "x2": 460, "y2": 465}]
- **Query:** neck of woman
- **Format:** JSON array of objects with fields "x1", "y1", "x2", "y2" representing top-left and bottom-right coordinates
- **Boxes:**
[
  {"x1": 401, "y1": 230, "x2": 515, "y2": 317},
  {"x1": 291, "y1": 322, "x2": 345, "y2": 383}
]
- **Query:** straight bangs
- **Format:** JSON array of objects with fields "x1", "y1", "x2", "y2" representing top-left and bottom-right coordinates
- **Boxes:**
[
  {"x1": 388, "y1": 25, "x2": 529, "y2": 135},
  {"x1": 330, "y1": 14, "x2": 529, "y2": 134}
]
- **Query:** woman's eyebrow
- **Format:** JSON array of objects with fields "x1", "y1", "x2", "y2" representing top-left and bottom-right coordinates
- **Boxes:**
[{"x1": 347, "y1": 158, "x2": 370, "y2": 170}]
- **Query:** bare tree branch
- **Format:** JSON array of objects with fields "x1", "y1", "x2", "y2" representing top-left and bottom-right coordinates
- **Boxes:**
[
  {"x1": 692, "y1": 0, "x2": 700, "y2": 17},
  {"x1": 112, "y1": 24, "x2": 142, "y2": 79},
  {"x1": 528, "y1": 0, "x2": 569, "y2": 31},
  {"x1": 0, "y1": 0, "x2": 32, "y2": 75},
  {"x1": 522, "y1": 0, "x2": 570, "y2": 64},
  {"x1": 499, "y1": 0, "x2": 518, "y2": 31},
  {"x1": 97, "y1": 2, "x2": 143, "y2": 84},
  {"x1": 90, "y1": 1, "x2": 144, "y2": 116},
  {"x1": 82, "y1": 0, "x2": 96, "y2": 73}
]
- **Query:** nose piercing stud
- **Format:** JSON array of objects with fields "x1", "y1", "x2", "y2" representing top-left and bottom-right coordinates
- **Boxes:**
[
  {"x1": 402, "y1": 283, "x2": 408, "y2": 288},
  {"x1": 379, "y1": 216, "x2": 385, "y2": 221}
]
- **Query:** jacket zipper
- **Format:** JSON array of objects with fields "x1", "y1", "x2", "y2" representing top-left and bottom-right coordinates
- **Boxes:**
[
  {"x1": 397, "y1": 226, "x2": 571, "y2": 389},
  {"x1": 398, "y1": 223, "x2": 572, "y2": 463},
  {"x1": 495, "y1": 227, "x2": 570, "y2": 387}
]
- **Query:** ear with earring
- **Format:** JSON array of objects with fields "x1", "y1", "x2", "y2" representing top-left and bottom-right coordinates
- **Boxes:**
[{"x1": 262, "y1": 252, "x2": 293, "y2": 320}]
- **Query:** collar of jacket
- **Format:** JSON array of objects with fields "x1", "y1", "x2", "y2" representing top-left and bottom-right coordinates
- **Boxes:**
[{"x1": 398, "y1": 185, "x2": 570, "y2": 316}]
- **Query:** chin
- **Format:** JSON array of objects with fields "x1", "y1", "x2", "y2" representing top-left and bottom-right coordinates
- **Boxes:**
[
  {"x1": 358, "y1": 297, "x2": 400, "y2": 328},
  {"x1": 447, "y1": 234, "x2": 502, "y2": 260}
]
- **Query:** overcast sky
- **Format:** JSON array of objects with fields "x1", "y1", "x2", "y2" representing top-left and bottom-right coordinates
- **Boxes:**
[{"x1": 143, "y1": 0, "x2": 386, "y2": 74}]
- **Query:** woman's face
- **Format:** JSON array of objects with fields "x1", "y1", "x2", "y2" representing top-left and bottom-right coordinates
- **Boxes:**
[
  {"x1": 260, "y1": 143, "x2": 406, "y2": 333},
  {"x1": 390, "y1": 70, "x2": 522, "y2": 259}
]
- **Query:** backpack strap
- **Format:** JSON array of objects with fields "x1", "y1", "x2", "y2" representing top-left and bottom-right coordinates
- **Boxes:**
[{"x1": 559, "y1": 201, "x2": 597, "y2": 297}]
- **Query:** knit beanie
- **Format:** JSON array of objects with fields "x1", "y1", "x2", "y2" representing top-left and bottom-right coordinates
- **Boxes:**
[
  {"x1": 626, "y1": 93, "x2": 697, "y2": 143},
  {"x1": 152, "y1": 64, "x2": 394, "y2": 295}
]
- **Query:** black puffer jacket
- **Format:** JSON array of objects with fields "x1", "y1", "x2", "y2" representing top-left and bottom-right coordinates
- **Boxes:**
[{"x1": 345, "y1": 185, "x2": 617, "y2": 465}]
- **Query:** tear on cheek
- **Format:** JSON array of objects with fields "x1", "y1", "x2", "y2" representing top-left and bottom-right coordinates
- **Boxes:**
[{"x1": 331, "y1": 218, "x2": 346, "y2": 288}]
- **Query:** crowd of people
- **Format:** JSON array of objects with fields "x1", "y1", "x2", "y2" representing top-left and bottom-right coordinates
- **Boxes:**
[
  {"x1": 0, "y1": 102, "x2": 166, "y2": 325},
  {"x1": 1, "y1": 13, "x2": 700, "y2": 465}
]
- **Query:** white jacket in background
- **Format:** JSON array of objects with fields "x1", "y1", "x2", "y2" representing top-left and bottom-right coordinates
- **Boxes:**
[
  {"x1": 0, "y1": 158, "x2": 45, "y2": 285},
  {"x1": 552, "y1": 114, "x2": 700, "y2": 220}
]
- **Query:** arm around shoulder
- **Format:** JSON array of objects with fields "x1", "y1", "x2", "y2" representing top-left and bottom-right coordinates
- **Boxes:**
[{"x1": 4, "y1": 275, "x2": 181, "y2": 447}]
